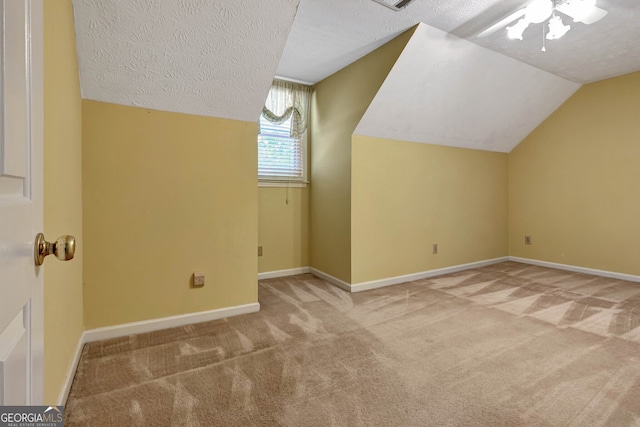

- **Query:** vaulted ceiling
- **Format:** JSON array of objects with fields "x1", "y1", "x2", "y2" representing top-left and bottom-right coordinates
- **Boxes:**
[
  {"x1": 72, "y1": 0, "x2": 640, "y2": 152},
  {"x1": 355, "y1": 23, "x2": 580, "y2": 152},
  {"x1": 72, "y1": 0, "x2": 300, "y2": 122},
  {"x1": 278, "y1": 0, "x2": 640, "y2": 84}
]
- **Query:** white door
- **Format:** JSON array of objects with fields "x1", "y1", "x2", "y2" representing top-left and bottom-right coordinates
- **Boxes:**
[{"x1": 0, "y1": 0, "x2": 44, "y2": 405}]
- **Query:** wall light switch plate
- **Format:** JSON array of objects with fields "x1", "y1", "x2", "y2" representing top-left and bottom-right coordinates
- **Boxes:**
[
  {"x1": 192, "y1": 272, "x2": 205, "y2": 287},
  {"x1": 525, "y1": 235, "x2": 532, "y2": 245}
]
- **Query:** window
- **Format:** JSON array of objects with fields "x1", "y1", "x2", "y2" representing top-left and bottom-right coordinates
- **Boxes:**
[
  {"x1": 258, "y1": 79, "x2": 312, "y2": 186},
  {"x1": 258, "y1": 114, "x2": 305, "y2": 183}
]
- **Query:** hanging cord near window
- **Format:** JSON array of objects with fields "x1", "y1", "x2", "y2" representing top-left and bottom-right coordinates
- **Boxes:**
[{"x1": 286, "y1": 181, "x2": 291, "y2": 205}]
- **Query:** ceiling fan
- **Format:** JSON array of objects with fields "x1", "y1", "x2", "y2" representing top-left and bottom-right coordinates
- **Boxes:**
[
  {"x1": 370, "y1": 0, "x2": 417, "y2": 12},
  {"x1": 477, "y1": 0, "x2": 608, "y2": 41}
]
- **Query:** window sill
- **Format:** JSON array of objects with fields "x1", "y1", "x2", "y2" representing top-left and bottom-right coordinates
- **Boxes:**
[{"x1": 258, "y1": 180, "x2": 308, "y2": 188}]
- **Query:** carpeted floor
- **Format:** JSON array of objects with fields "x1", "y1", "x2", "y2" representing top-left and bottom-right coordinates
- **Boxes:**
[{"x1": 65, "y1": 262, "x2": 640, "y2": 426}]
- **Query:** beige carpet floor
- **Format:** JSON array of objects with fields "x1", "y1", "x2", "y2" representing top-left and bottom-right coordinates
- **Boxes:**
[{"x1": 65, "y1": 262, "x2": 640, "y2": 426}]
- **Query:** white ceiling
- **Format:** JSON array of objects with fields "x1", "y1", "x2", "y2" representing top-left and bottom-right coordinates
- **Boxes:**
[
  {"x1": 71, "y1": 0, "x2": 639, "y2": 153},
  {"x1": 72, "y1": 0, "x2": 300, "y2": 122},
  {"x1": 278, "y1": 0, "x2": 640, "y2": 84},
  {"x1": 355, "y1": 24, "x2": 581, "y2": 152}
]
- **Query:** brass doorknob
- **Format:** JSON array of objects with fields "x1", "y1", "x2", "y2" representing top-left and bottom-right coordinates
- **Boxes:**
[{"x1": 34, "y1": 233, "x2": 75, "y2": 266}]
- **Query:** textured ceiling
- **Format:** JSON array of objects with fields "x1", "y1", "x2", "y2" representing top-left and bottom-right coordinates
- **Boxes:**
[
  {"x1": 72, "y1": 0, "x2": 300, "y2": 122},
  {"x1": 355, "y1": 24, "x2": 581, "y2": 153},
  {"x1": 278, "y1": 0, "x2": 640, "y2": 84},
  {"x1": 71, "y1": 0, "x2": 639, "y2": 153}
]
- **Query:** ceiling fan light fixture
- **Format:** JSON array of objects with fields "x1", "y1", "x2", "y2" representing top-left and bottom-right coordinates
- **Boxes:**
[
  {"x1": 478, "y1": 0, "x2": 607, "y2": 44},
  {"x1": 546, "y1": 15, "x2": 571, "y2": 39},
  {"x1": 525, "y1": 0, "x2": 554, "y2": 23},
  {"x1": 507, "y1": 18, "x2": 530, "y2": 40}
]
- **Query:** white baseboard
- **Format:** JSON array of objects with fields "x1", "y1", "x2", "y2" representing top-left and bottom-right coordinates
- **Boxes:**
[
  {"x1": 308, "y1": 258, "x2": 509, "y2": 294},
  {"x1": 258, "y1": 266, "x2": 352, "y2": 291},
  {"x1": 57, "y1": 302, "x2": 260, "y2": 405},
  {"x1": 258, "y1": 267, "x2": 311, "y2": 280},
  {"x1": 83, "y1": 303, "x2": 260, "y2": 343},
  {"x1": 55, "y1": 258, "x2": 639, "y2": 405},
  {"x1": 260, "y1": 258, "x2": 640, "y2": 296},
  {"x1": 509, "y1": 257, "x2": 640, "y2": 283},
  {"x1": 349, "y1": 257, "x2": 510, "y2": 293},
  {"x1": 56, "y1": 331, "x2": 86, "y2": 406},
  {"x1": 309, "y1": 268, "x2": 352, "y2": 292}
]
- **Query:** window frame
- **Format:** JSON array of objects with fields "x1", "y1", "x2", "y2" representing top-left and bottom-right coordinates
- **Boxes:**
[{"x1": 257, "y1": 115, "x2": 308, "y2": 188}]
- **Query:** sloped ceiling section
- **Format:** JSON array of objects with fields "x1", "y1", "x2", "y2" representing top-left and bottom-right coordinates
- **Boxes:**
[
  {"x1": 355, "y1": 23, "x2": 582, "y2": 153},
  {"x1": 72, "y1": 0, "x2": 300, "y2": 122}
]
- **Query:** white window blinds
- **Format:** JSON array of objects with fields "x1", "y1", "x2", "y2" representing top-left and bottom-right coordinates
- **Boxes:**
[
  {"x1": 258, "y1": 79, "x2": 311, "y2": 183},
  {"x1": 258, "y1": 115, "x2": 304, "y2": 181}
]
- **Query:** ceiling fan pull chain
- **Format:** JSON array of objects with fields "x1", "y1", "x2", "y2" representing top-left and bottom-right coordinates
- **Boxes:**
[{"x1": 542, "y1": 23, "x2": 547, "y2": 52}]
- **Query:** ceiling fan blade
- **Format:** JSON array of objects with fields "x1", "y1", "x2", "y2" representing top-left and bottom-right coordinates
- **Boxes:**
[
  {"x1": 577, "y1": 6, "x2": 608, "y2": 24},
  {"x1": 555, "y1": 3, "x2": 608, "y2": 24},
  {"x1": 476, "y1": 9, "x2": 527, "y2": 38}
]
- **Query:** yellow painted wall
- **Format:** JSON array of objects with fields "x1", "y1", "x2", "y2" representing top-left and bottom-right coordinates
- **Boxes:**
[
  {"x1": 82, "y1": 101, "x2": 258, "y2": 328},
  {"x1": 351, "y1": 136, "x2": 508, "y2": 283},
  {"x1": 258, "y1": 187, "x2": 309, "y2": 273},
  {"x1": 43, "y1": 0, "x2": 84, "y2": 403},
  {"x1": 509, "y1": 71, "x2": 640, "y2": 275},
  {"x1": 310, "y1": 28, "x2": 415, "y2": 283}
]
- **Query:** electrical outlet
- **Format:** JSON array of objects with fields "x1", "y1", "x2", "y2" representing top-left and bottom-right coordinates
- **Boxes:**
[
  {"x1": 525, "y1": 235, "x2": 532, "y2": 245},
  {"x1": 258, "y1": 246, "x2": 263, "y2": 257},
  {"x1": 433, "y1": 243, "x2": 438, "y2": 254},
  {"x1": 192, "y1": 272, "x2": 205, "y2": 287}
]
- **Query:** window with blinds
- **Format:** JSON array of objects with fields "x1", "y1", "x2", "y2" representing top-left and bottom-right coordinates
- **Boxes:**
[{"x1": 258, "y1": 114, "x2": 305, "y2": 182}]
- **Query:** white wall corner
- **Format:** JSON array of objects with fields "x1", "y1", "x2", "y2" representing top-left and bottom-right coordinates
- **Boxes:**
[
  {"x1": 56, "y1": 332, "x2": 86, "y2": 406},
  {"x1": 308, "y1": 268, "x2": 352, "y2": 292}
]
